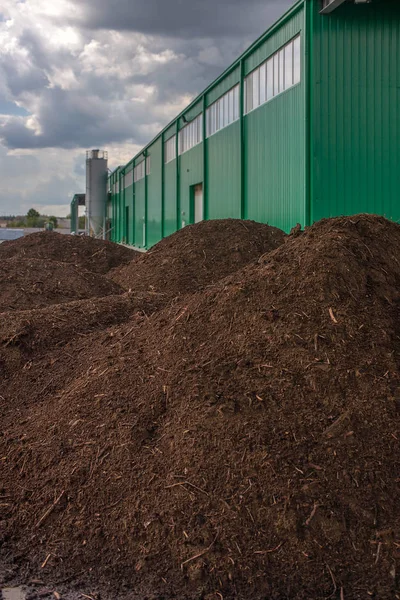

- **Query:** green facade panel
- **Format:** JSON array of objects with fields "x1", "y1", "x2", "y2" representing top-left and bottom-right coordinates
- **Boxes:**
[
  {"x1": 164, "y1": 161, "x2": 177, "y2": 238},
  {"x1": 206, "y1": 122, "x2": 241, "y2": 219},
  {"x1": 206, "y1": 68, "x2": 241, "y2": 107},
  {"x1": 245, "y1": 81, "x2": 305, "y2": 231},
  {"x1": 245, "y1": 6, "x2": 304, "y2": 75},
  {"x1": 134, "y1": 179, "x2": 146, "y2": 248},
  {"x1": 147, "y1": 139, "x2": 163, "y2": 247},
  {"x1": 310, "y1": 0, "x2": 400, "y2": 223}
]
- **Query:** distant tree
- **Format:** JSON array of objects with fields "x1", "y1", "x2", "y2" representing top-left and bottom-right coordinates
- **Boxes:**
[
  {"x1": 26, "y1": 208, "x2": 44, "y2": 228},
  {"x1": 78, "y1": 216, "x2": 85, "y2": 229},
  {"x1": 48, "y1": 216, "x2": 58, "y2": 229}
]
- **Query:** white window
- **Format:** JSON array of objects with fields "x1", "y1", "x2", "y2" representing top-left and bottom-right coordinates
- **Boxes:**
[
  {"x1": 206, "y1": 84, "x2": 240, "y2": 138},
  {"x1": 134, "y1": 160, "x2": 145, "y2": 182},
  {"x1": 244, "y1": 34, "x2": 301, "y2": 114},
  {"x1": 285, "y1": 42, "x2": 293, "y2": 89},
  {"x1": 146, "y1": 155, "x2": 151, "y2": 175},
  {"x1": 165, "y1": 135, "x2": 176, "y2": 163},
  {"x1": 124, "y1": 170, "x2": 133, "y2": 188},
  {"x1": 293, "y1": 35, "x2": 301, "y2": 85},
  {"x1": 266, "y1": 56, "x2": 274, "y2": 101},
  {"x1": 179, "y1": 114, "x2": 203, "y2": 155},
  {"x1": 259, "y1": 62, "x2": 266, "y2": 105}
]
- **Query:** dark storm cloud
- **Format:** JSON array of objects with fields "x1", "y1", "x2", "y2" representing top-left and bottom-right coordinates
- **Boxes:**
[
  {"x1": 73, "y1": 0, "x2": 294, "y2": 38},
  {"x1": 0, "y1": 0, "x2": 295, "y2": 151},
  {"x1": 0, "y1": 86, "x2": 154, "y2": 149}
]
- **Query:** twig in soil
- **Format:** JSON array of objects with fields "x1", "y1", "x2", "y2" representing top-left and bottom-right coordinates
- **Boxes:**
[
  {"x1": 181, "y1": 532, "x2": 219, "y2": 569},
  {"x1": 166, "y1": 481, "x2": 209, "y2": 496},
  {"x1": 340, "y1": 588, "x2": 345, "y2": 600},
  {"x1": 80, "y1": 594, "x2": 97, "y2": 600},
  {"x1": 305, "y1": 503, "x2": 320, "y2": 527},
  {"x1": 36, "y1": 490, "x2": 65, "y2": 528},
  {"x1": 328, "y1": 308, "x2": 338, "y2": 324},
  {"x1": 41, "y1": 553, "x2": 51, "y2": 568},
  {"x1": 325, "y1": 564, "x2": 337, "y2": 599},
  {"x1": 375, "y1": 542, "x2": 382, "y2": 564},
  {"x1": 254, "y1": 542, "x2": 284, "y2": 554}
]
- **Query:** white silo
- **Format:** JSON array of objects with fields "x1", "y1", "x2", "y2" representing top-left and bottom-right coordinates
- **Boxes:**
[{"x1": 86, "y1": 149, "x2": 108, "y2": 238}]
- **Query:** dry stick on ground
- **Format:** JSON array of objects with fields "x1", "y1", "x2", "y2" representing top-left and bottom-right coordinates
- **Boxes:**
[
  {"x1": 305, "y1": 503, "x2": 320, "y2": 527},
  {"x1": 181, "y1": 533, "x2": 219, "y2": 570},
  {"x1": 254, "y1": 542, "x2": 284, "y2": 555},
  {"x1": 35, "y1": 490, "x2": 65, "y2": 528},
  {"x1": 326, "y1": 564, "x2": 337, "y2": 599},
  {"x1": 41, "y1": 553, "x2": 51, "y2": 569},
  {"x1": 166, "y1": 481, "x2": 209, "y2": 497}
]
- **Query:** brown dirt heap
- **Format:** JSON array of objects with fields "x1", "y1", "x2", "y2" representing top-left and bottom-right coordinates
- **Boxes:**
[
  {"x1": 0, "y1": 231, "x2": 139, "y2": 274},
  {"x1": 0, "y1": 215, "x2": 399, "y2": 600},
  {"x1": 109, "y1": 218, "x2": 286, "y2": 302},
  {"x1": 0, "y1": 257, "x2": 123, "y2": 311}
]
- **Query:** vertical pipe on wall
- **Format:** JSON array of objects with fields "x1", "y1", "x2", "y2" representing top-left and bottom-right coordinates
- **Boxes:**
[
  {"x1": 161, "y1": 133, "x2": 165, "y2": 238},
  {"x1": 202, "y1": 94, "x2": 208, "y2": 220},
  {"x1": 305, "y1": 0, "x2": 314, "y2": 227},
  {"x1": 239, "y1": 59, "x2": 246, "y2": 219},
  {"x1": 144, "y1": 154, "x2": 148, "y2": 248},
  {"x1": 175, "y1": 120, "x2": 180, "y2": 230}
]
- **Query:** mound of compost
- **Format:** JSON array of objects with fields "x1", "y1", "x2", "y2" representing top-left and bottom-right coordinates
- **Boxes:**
[
  {"x1": 1, "y1": 215, "x2": 399, "y2": 600},
  {"x1": 0, "y1": 257, "x2": 123, "y2": 311},
  {"x1": 109, "y1": 219, "x2": 286, "y2": 303},
  {"x1": 0, "y1": 231, "x2": 138, "y2": 274}
]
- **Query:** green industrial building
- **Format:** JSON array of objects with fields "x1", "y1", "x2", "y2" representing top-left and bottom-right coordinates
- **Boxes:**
[{"x1": 106, "y1": 0, "x2": 400, "y2": 249}]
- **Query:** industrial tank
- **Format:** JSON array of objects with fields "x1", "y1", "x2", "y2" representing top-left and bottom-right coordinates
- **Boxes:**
[{"x1": 86, "y1": 149, "x2": 108, "y2": 238}]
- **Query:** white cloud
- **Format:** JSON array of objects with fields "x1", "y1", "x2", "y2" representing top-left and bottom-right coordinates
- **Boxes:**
[{"x1": 0, "y1": 0, "x2": 295, "y2": 214}]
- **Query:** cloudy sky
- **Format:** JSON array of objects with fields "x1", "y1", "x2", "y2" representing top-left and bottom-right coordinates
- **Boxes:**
[{"x1": 0, "y1": 0, "x2": 294, "y2": 217}]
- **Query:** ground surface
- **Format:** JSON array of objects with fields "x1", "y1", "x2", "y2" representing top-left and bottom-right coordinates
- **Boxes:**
[{"x1": 0, "y1": 219, "x2": 399, "y2": 600}]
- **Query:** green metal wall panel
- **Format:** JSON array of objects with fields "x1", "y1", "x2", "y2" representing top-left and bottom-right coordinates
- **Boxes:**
[
  {"x1": 134, "y1": 179, "x2": 146, "y2": 248},
  {"x1": 147, "y1": 139, "x2": 163, "y2": 247},
  {"x1": 206, "y1": 67, "x2": 241, "y2": 106},
  {"x1": 164, "y1": 123, "x2": 176, "y2": 141},
  {"x1": 311, "y1": 0, "x2": 400, "y2": 223},
  {"x1": 164, "y1": 161, "x2": 177, "y2": 237},
  {"x1": 182, "y1": 100, "x2": 203, "y2": 122},
  {"x1": 245, "y1": 7, "x2": 303, "y2": 74},
  {"x1": 206, "y1": 121, "x2": 241, "y2": 219},
  {"x1": 179, "y1": 144, "x2": 204, "y2": 228},
  {"x1": 245, "y1": 80, "x2": 305, "y2": 231}
]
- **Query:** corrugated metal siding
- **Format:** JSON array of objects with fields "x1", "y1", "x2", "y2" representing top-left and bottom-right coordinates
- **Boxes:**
[
  {"x1": 134, "y1": 179, "x2": 146, "y2": 248},
  {"x1": 311, "y1": 0, "x2": 400, "y2": 222},
  {"x1": 207, "y1": 121, "x2": 241, "y2": 219},
  {"x1": 147, "y1": 139, "x2": 163, "y2": 247},
  {"x1": 179, "y1": 144, "x2": 204, "y2": 228},
  {"x1": 207, "y1": 67, "x2": 241, "y2": 106},
  {"x1": 183, "y1": 100, "x2": 203, "y2": 122},
  {"x1": 245, "y1": 80, "x2": 305, "y2": 231},
  {"x1": 163, "y1": 161, "x2": 177, "y2": 238},
  {"x1": 245, "y1": 8, "x2": 303, "y2": 74}
]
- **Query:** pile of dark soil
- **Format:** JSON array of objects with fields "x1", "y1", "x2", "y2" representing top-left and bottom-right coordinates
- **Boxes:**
[
  {"x1": 109, "y1": 219, "x2": 286, "y2": 303},
  {"x1": 0, "y1": 232, "x2": 138, "y2": 274},
  {"x1": 1, "y1": 215, "x2": 399, "y2": 600},
  {"x1": 0, "y1": 257, "x2": 123, "y2": 311}
]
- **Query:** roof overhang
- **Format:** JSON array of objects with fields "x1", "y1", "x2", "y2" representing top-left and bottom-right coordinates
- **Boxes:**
[{"x1": 320, "y1": 0, "x2": 346, "y2": 13}]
